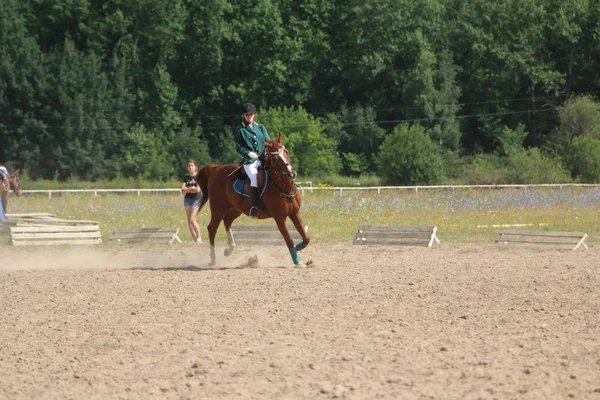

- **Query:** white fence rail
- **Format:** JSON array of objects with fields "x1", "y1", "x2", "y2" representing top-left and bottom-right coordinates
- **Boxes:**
[
  {"x1": 320, "y1": 183, "x2": 600, "y2": 196},
  {"x1": 19, "y1": 183, "x2": 600, "y2": 198}
]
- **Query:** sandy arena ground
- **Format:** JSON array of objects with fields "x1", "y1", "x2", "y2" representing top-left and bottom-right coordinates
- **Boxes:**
[{"x1": 0, "y1": 242, "x2": 599, "y2": 400}]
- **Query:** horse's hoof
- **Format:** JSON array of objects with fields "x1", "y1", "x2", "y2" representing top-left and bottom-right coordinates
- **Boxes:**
[
  {"x1": 237, "y1": 255, "x2": 259, "y2": 269},
  {"x1": 224, "y1": 248, "x2": 234, "y2": 257},
  {"x1": 209, "y1": 262, "x2": 216, "y2": 267},
  {"x1": 247, "y1": 255, "x2": 259, "y2": 268},
  {"x1": 295, "y1": 260, "x2": 314, "y2": 269}
]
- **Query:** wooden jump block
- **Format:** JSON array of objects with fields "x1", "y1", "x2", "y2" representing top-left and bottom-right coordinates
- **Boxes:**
[
  {"x1": 353, "y1": 225, "x2": 440, "y2": 247},
  {"x1": 108, "y1": 227, "x2": 183, "y2": 245},
  {"x1": 495, "y1": 229, "x2": 589, "y2": 251},
  {"x1": 9, "y1": 224, "x2": 102, "y2": 246},
  {"x1": 0, "y1": 220, "x2": 15, "y2": 233},
  {"x1": 2, "y1": 213, "x2": 58, "y2": 233},
  {"x1": 232, "y1": 225, "x2": 307, "y2": 246},
  {"x1": 6, "y1": 213, "x2": 56, "y2": 220}
]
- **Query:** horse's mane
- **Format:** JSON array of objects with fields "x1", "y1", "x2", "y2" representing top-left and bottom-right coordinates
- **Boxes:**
[
  {"x1": 265, "y1": 138, "x2": 283, "y2": 148},
  {"x1": 0, "y1": 162, "x2": 16, "y2": 172}
]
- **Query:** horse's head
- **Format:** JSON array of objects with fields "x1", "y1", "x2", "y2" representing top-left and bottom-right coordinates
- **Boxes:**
[
  {"x1": 7, "y1": 167, "x2": 23, "y2": 196},
  {"x1": 264, "y1": 132, "x2": 297, "y2": 180}
]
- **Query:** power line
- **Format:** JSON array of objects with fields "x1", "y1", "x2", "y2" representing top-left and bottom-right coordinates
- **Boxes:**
[
  {"x1": 2, "y1": 89, "x2": 597, "y2": 122},
  {"x1": 0, "y1": 107, "x2": 557, "y2": 132},
  {"x1": 202, "y1": 108, "x2": 557, "y2": 132}
]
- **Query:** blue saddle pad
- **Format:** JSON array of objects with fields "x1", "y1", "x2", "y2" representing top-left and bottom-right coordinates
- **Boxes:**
[{"x1": 233, "y1": 170, "x2": 268, "y2": 197}]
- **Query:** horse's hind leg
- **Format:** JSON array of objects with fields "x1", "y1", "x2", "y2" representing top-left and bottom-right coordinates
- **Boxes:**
[
  {"x1": 222, "y1": 209, "x2": 242, "y2": 257},
  {"x1": 207, "y1": 214, "x2": 223, "y2": 266}
]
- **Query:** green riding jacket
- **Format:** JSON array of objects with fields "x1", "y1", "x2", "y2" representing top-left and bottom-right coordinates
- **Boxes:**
[{"x1": 233, "y1": 121, "x2": 271, "y2": 165}]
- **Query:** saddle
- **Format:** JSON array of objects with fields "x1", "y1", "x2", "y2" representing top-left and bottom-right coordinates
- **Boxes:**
[{"x1": 233, "y1": 167, "x2": 268, "y2": 198}]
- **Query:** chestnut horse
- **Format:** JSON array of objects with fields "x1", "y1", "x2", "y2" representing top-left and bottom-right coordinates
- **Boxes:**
[
  {"x1": 0, "y1": 165, "x2": 23, "y2": 219},
  {"x1": 197, "y1": 133, "x2": 310, "y2": 267}
]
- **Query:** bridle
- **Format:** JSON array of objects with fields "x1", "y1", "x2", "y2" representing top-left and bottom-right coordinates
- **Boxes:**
[
  {"x1": 265, "y1": 144, "x2": 297, "y2": 199},
  {"x1": 7, "y1": 172, "x2": 22, "y2": 196}
]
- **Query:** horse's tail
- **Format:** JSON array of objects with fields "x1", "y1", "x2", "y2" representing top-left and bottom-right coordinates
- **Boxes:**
[{"x1": 197, "y1": 164, "x2": 218, "y2": 211}]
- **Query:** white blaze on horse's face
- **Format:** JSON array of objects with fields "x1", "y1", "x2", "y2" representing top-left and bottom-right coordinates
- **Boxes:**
[
  {"x1": 270, "y1": 145, "x2": 297, "y2": 179},
  {"x1": 10, "y1": 171, "x2": 22, "y2": 196},
  {"x1": 12, "y1": 177, "x2": 23, "y2": 196}
]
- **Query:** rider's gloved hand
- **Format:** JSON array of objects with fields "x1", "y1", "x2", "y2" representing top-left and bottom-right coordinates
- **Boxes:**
[{"x1": 247, "y1": 152, "x2": 258, "y2": 160}]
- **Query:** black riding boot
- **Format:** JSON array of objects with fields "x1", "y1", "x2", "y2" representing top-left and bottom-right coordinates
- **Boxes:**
[{"x1": 249, "y1": 187, "x2": 259, "y2": 218}]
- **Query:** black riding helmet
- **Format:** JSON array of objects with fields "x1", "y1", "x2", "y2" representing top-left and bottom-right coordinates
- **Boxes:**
[{"x1": 241, "y1": 103, "x2": 257, "y2": 114}]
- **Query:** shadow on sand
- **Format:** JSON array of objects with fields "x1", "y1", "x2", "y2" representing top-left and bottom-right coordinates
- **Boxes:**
[{"x1": 129, "y1": 265, "x2": 232, "y2": 272}]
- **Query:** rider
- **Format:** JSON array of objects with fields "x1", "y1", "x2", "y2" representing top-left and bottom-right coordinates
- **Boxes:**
[
  {"x1": 0, "y1": 165, "x2": 7, "y2": 183},
  {"x1": 233, "y1": 103, "x2": 271, "y2": 218}
]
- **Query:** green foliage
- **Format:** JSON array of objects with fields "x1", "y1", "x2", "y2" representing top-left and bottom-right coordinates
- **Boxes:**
[
  {"x1": 2, "y1": 0, "x2": 600, "y2": 186},
  {"x1": 148, "y1": 63, "x2": 183, "y2": 135},
  {"x1": 457, "y1": 150, "x2": 571, "y2": 185},
  {"x1": 376, "y1": 123, "x2": 445, "y2": 185},
  {"x1": 116, "y1": 124, "x2": 174, "y2": 180},
  {"x1": 259, "y1": 106, "x2": 341, "y2": 177},
  {"x1": 439, "y1": 150, "x2": 464, "y2": 183},
  {"x1": 406, "y1": 39, "x2": 462, "y2": 151},
  {"x1": 325, "y1": 105, "x2": 386, "y2": 174},
  {"x1": 456, "y1": 155, "x2": 510, "y2": 185},
  {"x1": 341, "y1": 153, "x2": 370, "y2": 177},
  {"x1": 550, "y1": 95, "x2": 600, "y2": 149},
  {"x1": 564, "y1": 136, "x2": 600, "y2": 183},
  {"x1": 449, "y1": 0, "x2": 564, "y2": 153},
  {"x1": 507, "y1": 148, "x2": 571, "y2": 184},
  {"x1": 497, "y1": 124, "x2": 528, "y2": 156},
  {"x1": 168, "y1": 127, "x2": 212, "y2": 174}
]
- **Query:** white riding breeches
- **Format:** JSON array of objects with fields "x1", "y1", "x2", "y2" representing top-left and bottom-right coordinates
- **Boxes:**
[{"x1": 243, "y1": 160, "x2": 262, "y2": 187}]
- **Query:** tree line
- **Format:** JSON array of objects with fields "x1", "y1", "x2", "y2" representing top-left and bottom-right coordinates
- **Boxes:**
[{"x1": 1, "y1": 0, "x2": 600, "y2": 184}]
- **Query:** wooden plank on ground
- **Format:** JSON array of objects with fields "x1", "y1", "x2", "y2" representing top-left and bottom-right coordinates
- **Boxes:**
[
  {"x1": 0, "y1": 220, "x2": 14, "y2": 233},
  {"x1": 16, "y1": 218, "x2": 100, "y2": 226},
  {"x1": 2, "y1": 213, "x2": 56, "y2": 233},
  {"x1": 13, "y1": 239, "x2": 102, "y2": 246},
  {"x1": 10, "y1": 223, "x2": 102, "y2": 246},
  {"x1": 494, "y1": 229, "x2": 588, "y2": 250},
  {"x1": 6, "y1": 213, "x2": 56, "y2": 219},
  {"x1": 108, "y1": 227, "x2": 182, "y2": 245},
  {"x1": 353, "y1": 225, "x2": 440, "y2": 247},
  {"x1": 11, "y1": 225, "x2": 100, "y2": 233}
]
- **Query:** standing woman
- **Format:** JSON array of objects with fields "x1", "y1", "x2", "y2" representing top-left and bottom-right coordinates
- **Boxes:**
[{"x1": 181, "y1": 160, "x2": 203, "y2": 243}]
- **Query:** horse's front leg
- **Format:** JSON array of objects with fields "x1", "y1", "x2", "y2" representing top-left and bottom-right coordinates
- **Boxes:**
[
  {"x1": 275, "y1": 218, "x2": 305, "y2": 267},
  {"x1": 289, "y1": 212, "x2": 310, "y2": 252}
]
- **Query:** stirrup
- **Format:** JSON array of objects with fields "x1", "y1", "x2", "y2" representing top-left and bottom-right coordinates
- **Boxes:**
[{"x1": 249, "y1": 206, "x2": 258, "y2": 218}]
